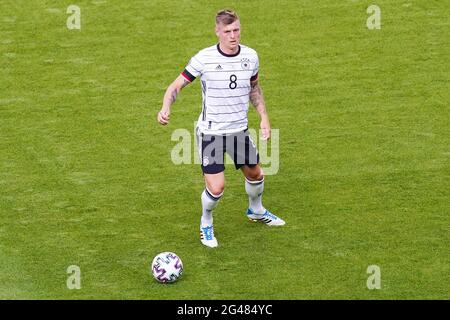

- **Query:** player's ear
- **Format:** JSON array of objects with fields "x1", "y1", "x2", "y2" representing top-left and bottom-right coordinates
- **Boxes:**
[{"x1": 215, "y1": 24, "x2": 220, "y2": 37}]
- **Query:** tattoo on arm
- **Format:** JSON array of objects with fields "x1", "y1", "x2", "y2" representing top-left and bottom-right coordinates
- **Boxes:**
[
  {"x1": 181, "y1": 79, "x2": 190, "y2": 88},
  {"x1": 170, "y1": 90, "x2": 178, "y2": 103},
  {"x1": 249, "y1": 81, "x2": 266, "y2": 112},
  {"x1": 170, "y1": 80, "x2": 190, "y2": 104}
]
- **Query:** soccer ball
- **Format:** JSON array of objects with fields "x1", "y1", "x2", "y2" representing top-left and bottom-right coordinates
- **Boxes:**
[{"x1": 151, "y1": 252, "x2": 183, "y2": 283}]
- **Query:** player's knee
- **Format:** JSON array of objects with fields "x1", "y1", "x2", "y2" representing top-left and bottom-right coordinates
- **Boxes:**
[
  {"x1": 255, "y1": 171, "x2": 264, "y2": 181},
  {"x1": 208, "y1": 184, "x2": 225, "y2": 196},
  {"x1": 246, "y1": 167, "x2": 264, "y2": 181}
]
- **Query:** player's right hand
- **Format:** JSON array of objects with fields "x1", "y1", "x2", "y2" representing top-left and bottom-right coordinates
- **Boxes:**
[{"x1": 157, "y1": 109, "x2": 170, "y2": 125}]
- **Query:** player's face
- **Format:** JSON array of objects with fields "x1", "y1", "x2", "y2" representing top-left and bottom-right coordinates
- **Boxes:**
[{"x1": 216, "y1": 20, "x2": 241, "y2": 52}]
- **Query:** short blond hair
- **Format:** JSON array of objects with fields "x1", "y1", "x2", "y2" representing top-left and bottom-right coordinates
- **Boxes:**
[{"x1": 215, "y1": 9, "x2": 239, "y2": 25}]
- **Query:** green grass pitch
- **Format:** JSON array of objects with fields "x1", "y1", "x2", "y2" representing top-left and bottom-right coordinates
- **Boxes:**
[{"x1": 0, "y1": 0, "x2": 448, "y2": 299}]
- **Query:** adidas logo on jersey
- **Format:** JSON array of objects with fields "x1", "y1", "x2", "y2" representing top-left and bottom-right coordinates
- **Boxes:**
[{"x1": 215, "y1": 64, "x2": 222, "y2": 70}]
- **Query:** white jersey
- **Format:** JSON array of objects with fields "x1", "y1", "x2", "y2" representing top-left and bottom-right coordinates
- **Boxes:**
[{"x1": 182, "y1": 44, "x2": 259, "y2": 135}]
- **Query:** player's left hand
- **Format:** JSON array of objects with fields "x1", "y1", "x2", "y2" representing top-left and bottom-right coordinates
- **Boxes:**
[
  {"x1": 157, "y1": 108, "x2": 170, "y2": 125},
  {"x1": 260, "y1": 119, "x2": 271, "y2": 140}
]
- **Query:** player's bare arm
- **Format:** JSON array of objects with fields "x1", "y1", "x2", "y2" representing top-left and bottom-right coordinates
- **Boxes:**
[
  {"x1": 250, "y1": 79, "x2": 271, "y2": 140},
  {"x1": 157, "y1": 74, "x2": 191, "y2": 125}
]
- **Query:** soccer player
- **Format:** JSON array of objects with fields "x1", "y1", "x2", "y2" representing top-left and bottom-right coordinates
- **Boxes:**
[{"x1": 157, "y1": 9, "x2": 285, "y2": 248}]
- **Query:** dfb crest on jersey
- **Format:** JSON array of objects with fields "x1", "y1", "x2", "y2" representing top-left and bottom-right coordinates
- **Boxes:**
[{"x1": 241, "y1": 58, "x2": 251, "y2": 70}]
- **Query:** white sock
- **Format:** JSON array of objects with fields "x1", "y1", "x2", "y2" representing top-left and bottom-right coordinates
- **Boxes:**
[
  {"x1": 201, "y1": 188, "x2": 222, "y2": 227},
  {"x1": 245, "y1": 177, "x2": 265, "y2": 215}
]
